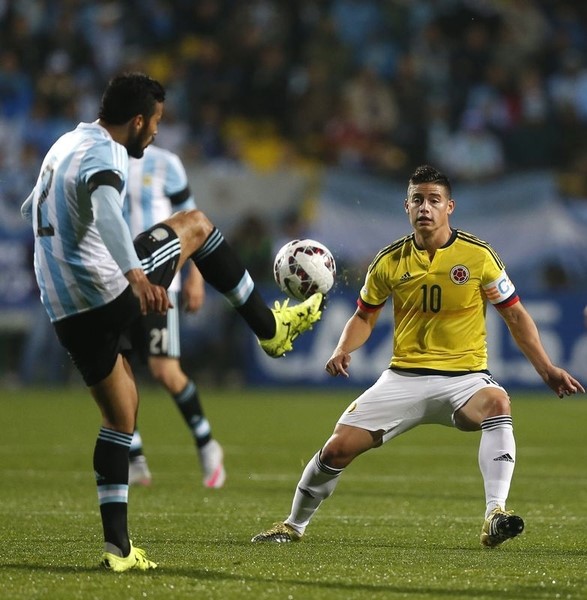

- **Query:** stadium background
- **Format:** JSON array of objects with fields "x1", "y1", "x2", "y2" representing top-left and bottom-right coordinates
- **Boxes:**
[{"x1": 1, "y1": 0, "x2": 587, "y2": 390}]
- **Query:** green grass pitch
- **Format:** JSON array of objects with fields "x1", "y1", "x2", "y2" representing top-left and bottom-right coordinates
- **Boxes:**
[{"x1": 1, "y1": 386, "x2": 586, "y2": 599}]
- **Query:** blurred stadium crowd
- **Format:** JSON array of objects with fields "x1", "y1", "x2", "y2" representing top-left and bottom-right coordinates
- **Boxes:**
[
  {"x1": 2, "y1": 0, "x2": 587, "y2": 386},
  {"x1": 2, "y1": 0, "x2": 587, "y2": 204}
]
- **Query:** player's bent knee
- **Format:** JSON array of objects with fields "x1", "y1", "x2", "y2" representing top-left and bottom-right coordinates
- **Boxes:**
[
  {"x1": 184, "y1": 209, "x2": 213, "y2": 233},
  {"x1": 486, "y1": 392, "x2": 511, "y2": 416},
  {"x1": 165, "y1": 209, "x2": 214, "y2": 242},
  {"x1": 320, "y1": 444, "x2": 357, "y2": 470}
]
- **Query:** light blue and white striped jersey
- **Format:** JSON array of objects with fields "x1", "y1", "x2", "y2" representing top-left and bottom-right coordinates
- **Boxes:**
[
  {"x1": 30, "y1": 122, "x2": 129, "y2": 321},
  {"x1": 125, "y1": 145, "x2": 195, "y2": 292}
]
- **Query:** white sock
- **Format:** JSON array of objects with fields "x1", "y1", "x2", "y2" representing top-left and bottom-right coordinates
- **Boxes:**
[
  {"x1": 479, "y1": 416, "x2": 516, "y2": 518},
  {"x1": 286, "y1": 451, "x2": 343, "y2": 533},
  {"x1": 104, "y1": 542, "x2": 125, "y2": 557},
  {"x1": 130, "y1": 430, "x2": 143, "y2": 453}
]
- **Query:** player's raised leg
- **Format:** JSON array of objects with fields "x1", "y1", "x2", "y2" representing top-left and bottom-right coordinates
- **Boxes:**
[{"x1": 140, "y1": 210, "x2": 323, "y2": 357}]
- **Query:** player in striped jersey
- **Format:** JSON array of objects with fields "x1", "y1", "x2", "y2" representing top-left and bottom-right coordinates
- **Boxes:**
[
  {"x1": 21, "y1": 72, "x2": 322, "y2": 572},
  {"x1": 125, "y1": 145, "x2": 225, "y2": 490},
  {"x1": 252, "y1": 164, "x2": 583, "y2": 548}
]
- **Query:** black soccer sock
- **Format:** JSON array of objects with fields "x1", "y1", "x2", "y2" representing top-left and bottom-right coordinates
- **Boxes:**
[
  {"x1": 94, "y1": 427, "x2": 132, "y2": 556},
  {"x1": 191, "y1": 227, "x2": 275, "y2": 339},
  {"x1": 173, "y1": 380, "x2": 211, "y2": 449}
]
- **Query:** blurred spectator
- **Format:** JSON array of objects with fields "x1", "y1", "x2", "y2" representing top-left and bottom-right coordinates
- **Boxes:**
[
  {"x1": 230, "y1": 213, "x2": 274, "y2": 283},
  {"x1": 491, "y1": 0, "x2": 551, "y2": 78},
  {"x1": 390, "y1": 54, "x2": 428, "y2": 166},
  {"x1": 79, "y1": 2, "x2": 126, "y2": 79},
  {"x1": 238, "y1": 42, "x2": 291, "y2": 134},
  {"x1": 342, "y1": 66, "x2": 399, "y2": 141},
  {"x1": 0, "y1": 142, "x2": 39, "y2": 226},
  {"x1": 465, "y1": 62, "x2": 519, "y2": 132},
  {"x1": 410, "y1": 20, "x2": 452, "y2": 110},
  {"x1": 435, "y1": 109, "x2": 505, "y2": 181},
  {"x1": 35, "y1": 51, "x2": 77, "y2": 117},
  {"x1": 330, "y1": 0, "x2": 382, "y2": 53},
  {"x1": 0, "y1": 49, "x2": 33, "y2": 118},
  {"x1": 290, "y1": 58, "x2": 340, "y2": 159},
  {"x1": 504, "y1": 66, "x2": 559, "y2": 169}
]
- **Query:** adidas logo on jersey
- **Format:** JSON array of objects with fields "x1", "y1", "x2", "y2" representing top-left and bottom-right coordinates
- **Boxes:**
[
  {"x1": 493, "y1": 453, "x2": 514, "y2": 463},
  {"x1": 399, "y1": 272, "x2": 412, "y2": 282}
]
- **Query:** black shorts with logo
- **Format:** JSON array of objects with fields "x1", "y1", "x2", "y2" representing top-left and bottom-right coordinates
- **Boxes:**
[{"x1": 53, "y1": 223, "x2": 181, "y2": 386}]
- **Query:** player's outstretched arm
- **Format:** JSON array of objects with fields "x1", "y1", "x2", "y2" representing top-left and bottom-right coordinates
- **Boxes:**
[
  {"x1": 498, "y1": 301, "x2": 585, "y2": 398},
  {"x1": 325, "y1": 308, "x2": 379, "y2": 378}
]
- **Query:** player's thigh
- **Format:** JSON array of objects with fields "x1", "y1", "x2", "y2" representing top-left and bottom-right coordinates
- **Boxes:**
[
  {"x1": 454, "y1": 381, "x2": 510, "y2": 431},
  {"x1": 337, "y1": 369, "x2": 429, "y2": 444},
  {"x1": 134, "y1": 224, "x2": 181, "y2": 288},
  {"x1": 138, "y1": 291, "x2": 181, "y2": 360},
  {"x1": 53, "y1": 287, "x2": 139, "y2": 386}
]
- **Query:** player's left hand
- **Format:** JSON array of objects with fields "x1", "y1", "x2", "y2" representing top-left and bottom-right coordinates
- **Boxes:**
[{"x1": 543, "y1": 366, "x2": 585, "y2": 398}]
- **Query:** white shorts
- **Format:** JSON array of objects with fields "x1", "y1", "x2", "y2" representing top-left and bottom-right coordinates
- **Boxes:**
[{"x1": 337, "y1": 369, "x2": 505, "y2": 443}]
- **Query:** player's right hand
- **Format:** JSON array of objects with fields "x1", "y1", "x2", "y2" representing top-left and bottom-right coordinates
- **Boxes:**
[
  {"x1": 325, "y1": 350, "x2": 351, "y2": 378},
  {"x1": 126, "y1": 268, "x2": 173, "y2": 315}
]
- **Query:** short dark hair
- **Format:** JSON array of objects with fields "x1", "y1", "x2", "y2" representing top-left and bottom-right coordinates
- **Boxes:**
[
  {"x1": 98, "y1": 72, "x2": 166, "y2": 125},
  {"x1": 408, "y1": 165, "x2": 452, "y2": 196}
]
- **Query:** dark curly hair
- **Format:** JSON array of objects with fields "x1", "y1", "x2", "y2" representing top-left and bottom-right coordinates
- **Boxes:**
[
  {"x1": 99, "y1": 72, "x2": 166, "y2": 125},
  {"x1": 408, "y1": 165, "x2": 452, "y2": 196}
]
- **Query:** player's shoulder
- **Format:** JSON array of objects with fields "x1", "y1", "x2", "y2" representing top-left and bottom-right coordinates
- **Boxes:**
[
  {"x1": 77, "y1": 123, "x2": 128, "y2": 175},
  {"x1": 454, "y1": 229, "x2": 491, "y2": 247},
  {"x1": 368, "y1": 234, "x2": 413, "y2": 272},
  {"x1": 454, "y1": 229, "x2": 497, "y2": 254},
  {"x1": 454, "y1": 229, "x2": 504, "y2": 266}
]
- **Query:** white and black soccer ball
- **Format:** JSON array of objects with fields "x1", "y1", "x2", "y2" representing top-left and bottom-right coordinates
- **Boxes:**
[{"x1": 273, "y1": 239, "x2": 336, "y2": 301}]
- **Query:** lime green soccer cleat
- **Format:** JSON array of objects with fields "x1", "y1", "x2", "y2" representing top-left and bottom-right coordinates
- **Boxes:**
[
  {"x1": 480, "y1": 507, "x2": 524, "y2": 548},
  {"x1": 251, "y1": 522, "x2": 303, "y2": 543},
  {"x1": 259, "y1": 292, "x2": 324, "y2": 358},
  {"x1": 100, "y1": 542, "x2": 158, "y2": 572}
]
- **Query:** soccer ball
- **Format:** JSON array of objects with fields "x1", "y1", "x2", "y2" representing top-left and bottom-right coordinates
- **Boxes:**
[{"x1": 273, "y1": 239, "x2": 336, "y2": 301}]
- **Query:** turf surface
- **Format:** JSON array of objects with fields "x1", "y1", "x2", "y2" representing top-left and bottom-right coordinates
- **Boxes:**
[{"x1": 1, "y1": 386, "x2": 586, "y2": 599}]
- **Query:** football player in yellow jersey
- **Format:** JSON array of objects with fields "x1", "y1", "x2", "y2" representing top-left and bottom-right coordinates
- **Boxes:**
[{"x1": 252, "y1": 164, "x2": 584, "y2": 548}]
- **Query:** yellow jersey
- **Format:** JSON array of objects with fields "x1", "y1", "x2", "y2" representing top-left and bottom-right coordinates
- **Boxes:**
[{"x1": 358, "y1": 229, "x2": 519, "y2": 373}]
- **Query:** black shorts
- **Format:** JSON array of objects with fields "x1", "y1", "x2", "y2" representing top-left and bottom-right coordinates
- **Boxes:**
[
  {"x1": 133, "y1": 223, "x2": 181, "y2": 289},
  {"x1": 54, "y1": 223, "x2": 181, "y2": 386},
  {"x1": 128, "y1": 291, "x2": 181, "y2": 363}
]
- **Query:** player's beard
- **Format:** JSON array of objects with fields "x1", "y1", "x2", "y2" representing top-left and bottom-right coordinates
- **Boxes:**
[{"x1": 127, "y1": 123, "x2": 153, "y2": 159}]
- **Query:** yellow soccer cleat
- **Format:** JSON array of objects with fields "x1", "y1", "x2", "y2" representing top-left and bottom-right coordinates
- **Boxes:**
[
  {"x1": 480, "y1": 507, "x2": 524, "y2": 548},
  {"x1": 100, "y1": 542, "x2": 158, "y2": 572},
  {"x1": 259, "y1": 292, "x2": 324, "y2": 358},
  {"x1": 251, "y1": 522, "x2": 303, "y2": 543}
]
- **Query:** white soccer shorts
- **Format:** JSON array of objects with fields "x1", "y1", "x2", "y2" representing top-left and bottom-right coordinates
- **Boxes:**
[{"x1": 337, "y1": 368, "x2": 505, "y2": 443}]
